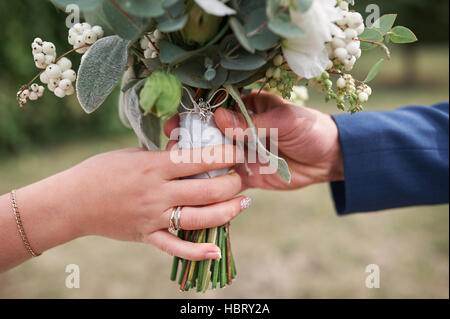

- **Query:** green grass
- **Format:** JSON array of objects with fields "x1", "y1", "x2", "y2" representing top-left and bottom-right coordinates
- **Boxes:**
[{"x1": 0, "y1": 46, "x2": 448, "y2": 298}]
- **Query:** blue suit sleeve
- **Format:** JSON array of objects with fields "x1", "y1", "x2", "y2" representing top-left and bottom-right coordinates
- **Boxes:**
[{"x1": 330, "y1": 102, "x2": 449, "y2": 215}]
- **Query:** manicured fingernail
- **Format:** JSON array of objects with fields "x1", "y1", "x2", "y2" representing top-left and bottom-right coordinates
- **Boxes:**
[
  {"x1": 240, "y1": 197, "x2": 252, "y2": 210},
  {"x1": 205, "y1": 251, "x2": 221, "y2": 260}
]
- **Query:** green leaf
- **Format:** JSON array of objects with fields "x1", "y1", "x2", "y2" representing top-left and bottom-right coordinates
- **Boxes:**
[
  {"x1": 124, "y1": 83, "x2": 159, "y2": 150},
  {"x1": 390, "y1": 26, "x2": 418, "y2": 44},
  {"x1": 224, "y1": 70, "x2": 258, "y2": 85},
  {"x1": 294, "y1": 0, "x2": 313, "y2": 12},
  {"x1": 221, "y1": 51, "x2": 267, "y2": 71},
  {"x1": 225, "y1": 85, "x2": 291, "y2": 183},
  {"x1": 245, "y1": 7, "x2": 280, "y2": 51},
  {"x1": 83, "y1": 6, "x2": 114, "y2": 36},
  {"x1": 268, "y1": 14, "x2": 305, "y2": 38},
  {"x1": 51, "y1": 0, "x2": 102, "y2": 11},
  {"x1": 229, "y1": 17, "x2": 255, "y2": 53},
  {"x1": 158, "y1": 13, "x2": 189, "y2": 32},
  {"x1": 174, "y1": 57, "x2": 228, "y2": 89},
  {"x1": 373, "y1": 14, "x2": 397, "y2": 35},
  {"x1": 159, "y1": 40, "x2": 191, "y2": 64},
  {"x1": 114, "y1": 0, "x2": 166, "y2": 18},
  {"x1": 359, "y1": 28, "x2": 384, "y2": 50},
  {"x1": 76, "y1": 36, "x2": 130, "y2": 114},
  {"x1": 139, "y1": 72, "x2": 182, "y2": 117},
  {"x1": 266, "y1": 0, "x2": 279, "y2": 19},
  {"x1": 102, "y1": 0, "x2": 151, "y2": 40},
  {"x1": 364, "y1": 58, "x2": 384, "y2": 83}
]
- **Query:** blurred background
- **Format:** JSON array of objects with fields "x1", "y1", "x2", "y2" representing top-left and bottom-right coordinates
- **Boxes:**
[{"x1": 0, "y1": 1, "x2": 448, "y2": 298}]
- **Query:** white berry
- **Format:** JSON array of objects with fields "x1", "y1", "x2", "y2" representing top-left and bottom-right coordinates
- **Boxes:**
[
  {"x1": 334, "y1": 48, "x2": 348, "y2": 61},
  {"x1": 74, "y1": 23, "x2": 84, "y2": 33},
  {"x1": 332, "y1": 37, "x2": 346, "y2": 49},
  {"x1": 346, "y1": 41, "x2": 360, "y2": 56},
  {"x1": 59, "y1": 79, "x2": 72, "y2": 90},
  {"x1": 57, "y1": 57, "x2": 72, "y2": 71},
  {"x1": 34, "y1": 53, "x2": 45, "y2": 64},
  {"x1": 92, "y1": 25, "x2": 104, "y2": 39},
  {"x1": 38, "y1": 86, "x2": 45, "y2": 96},
  {"x1": 33, "y1": 38, "x2": 43, "y2": 45},
  {"x1": 76, "y1": 46, "x2": 89, "y2": 54},
  {"x1": 40, "y1": 71, "x2": 50, "y2": 84},
  {"x1": 345, "y1": 28, "x2": 358, "y2": 40},
  {"x1": 355, "y1": 24, "x2": 365, "y2": 35},
  {"x1": 358, "y1": 92, "x2": 369, "y2": 103},
  {"x1": 46, "y1": 64, "x2": 62, "y2": 78},
  {"x1": 30, "y1": 83, "x2": 39, "y2": 92},
  {"x1": 54, "y1": 87, "x2": 66, "y2": 98},
  {"x1": 45, "y1": 54, "x2": 55, "y2": 65},
  {"x1": 62, "y1": 70, "x2": 77, "y2": 82},
  {"x1": 82, "y1": 30, "x2": 97, "y2": 44},
  {"x1": 82, "y1": 22, "x2": 92, "y2": 31},
  {"x1": 364, "y1": 86, "x2": 372, "y2": 96},
  {"x1": 65, "y1": 85, "x2": 75, "y2": 96},
  {"x1": 348, "y1": 13, "x2": 363, "y2": 29},
  {"x1": 42, "y1": 42, "x2": 56, "y2": 55},
  {"x1": 20, "y1": 89, "x2": 30, "y2": 99},
  {"x1": 337, "y1": 77, "x2": 346, "y2": 89},
  {"x1": 29, "y1": 92, "x2": 39, "y2": 101}
]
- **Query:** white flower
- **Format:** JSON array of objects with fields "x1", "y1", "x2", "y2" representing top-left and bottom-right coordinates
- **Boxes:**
[
  {"x1": 194, "y1": 0, "x2": 236, "y2": 16},
  {"x1": 283, "y1": 0, "x2": 343, "y2": 79}
]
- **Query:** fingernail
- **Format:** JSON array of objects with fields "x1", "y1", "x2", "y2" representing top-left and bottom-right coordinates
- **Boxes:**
[
  {"x1": 240, "y1": 197, "x2": 252, "y2": 210},
  {"x1": 205, "y1": 251, "x2": 221, "y2": 260}
]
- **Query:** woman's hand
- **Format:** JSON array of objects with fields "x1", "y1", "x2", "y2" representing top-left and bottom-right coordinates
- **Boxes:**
[
  {"x1": 165, "y1": 91, "x2": 344, "y2": 191},
  {"x1": 0, "y1": 145, "x2": 248, "y2": 272}
]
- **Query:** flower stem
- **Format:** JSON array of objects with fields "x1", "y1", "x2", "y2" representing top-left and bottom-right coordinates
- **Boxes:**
[
  {"x1": 225, "y1": 223, "x2": 232, "y2": 285},
  {"x1": 220, "y1": 226, "x2": 226, "y2": 288},
  {"x1": 201, "y1": 227, "x2": 217, "y2": 292}
]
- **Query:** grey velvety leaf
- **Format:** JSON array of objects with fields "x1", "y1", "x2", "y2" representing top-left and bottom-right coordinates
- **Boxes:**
[
  {"x1": 225, "y1": 84, "x2": 291, "y2": 183},
  {"x1": 124, "y1": 84, "x2": 159, "y2": 151},
  {"x1": 76, "y1": 36, "x2": 130, "y2": 114}
]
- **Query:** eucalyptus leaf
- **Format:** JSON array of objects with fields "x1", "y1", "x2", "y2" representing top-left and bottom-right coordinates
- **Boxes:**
[
  {"x1": 76, "y1": 36, "x2": 130, "y2": 114},
  {"x1": 266, "y1": 0, "x2": 279, "y2": 19},
  {"x1": 221, "y1": 51, "x2": 267, "y2": 71},
  {"x1": 83, "y1": 6, "x2": 114, "y2": 36},
  {"x1": 114, "y1": 0, "x2": 166, "y2": 18},
  {"x1": 139, "y1": 72, "x2": 182, "y2": 117},
  {"x1": 294, "y1": 0, "x2": 313, "y2": 12},
  {"x1": 364, "y1": 58, "x2": 384, "y2": 83},
  {"x1": 390, "y1": 26, "x2": 418, "y2": 44},
  {"x1": 51, "y1": 0, "x2": 102, "y2": 11},
  {"x1": 229, "y1": 17, "x2": 255, "y2": 53},
  {"x1": 224, "y1": 70, "x2": 257, "y2": 85},
  {"x1": 158, "y1": 14, "x2": 189, "y2": 32},
  {"x1": 174, "y1": 57, "x2": 228, "y2": 89},
  {"x1": 225, "y1": 85, "x2": 291, "y2": 183},
  {"x1": 359, "y1": 28, "x2": 384, "y2": 50},
  {"x1": 245, "y1": 7, "x2": 279, "y2": 51},
  {"x1": 268, "y1": 14, "x2": 305, "y2": 38},
  {"x1": 159, "y1": 40, "x2": 193, "y2": 64},
  {"x1": 102, "y1": 0, "x2": 151, "y2": 40},
  {"x1": 373, "y1": 14, "x2": 397, "y2": 35},
  {"x1": 124, "y1": 85, "x2": 159, "y2": 150}
]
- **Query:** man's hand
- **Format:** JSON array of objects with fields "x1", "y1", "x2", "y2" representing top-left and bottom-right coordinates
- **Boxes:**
[{"x1": 164, "y1": 91, "x2": 344, "y2": 191}]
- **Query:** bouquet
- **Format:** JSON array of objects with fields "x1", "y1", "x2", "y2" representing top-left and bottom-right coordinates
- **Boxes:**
[{"x1": 16, "y1": 0, "x2": 416, "y2": 292}]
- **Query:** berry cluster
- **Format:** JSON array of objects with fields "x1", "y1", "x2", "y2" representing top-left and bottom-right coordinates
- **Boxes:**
[
  {"x1": 326, "y1": 1, "x2": 365, "y2": 72},
  {"x1": 290, "y1": 86, "x2": 309, "y2": 105},
  {"x1": 68, "y1": 23, "x2": 104, "y2": 54},
  {"x1": 17, "y1": 83, "x2": 45, "y2": 107},
  {"x1": 40, "y1": 57, "x2": 77, "y2": 98},
  {"x1": 263, "y1": 54, "x2": 298, "y2": 99},
  {"x1": 32, "y1": 38, "x2": 56, "y2": 69},
  {"x1": 140, "y1": 30, "x2": 163, "y2": 59}
]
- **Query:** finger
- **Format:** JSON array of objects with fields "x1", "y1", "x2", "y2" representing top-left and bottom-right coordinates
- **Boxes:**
[
  {"x1": 162, "y1": 144, "x2": 243, "y2": 179},
  {"x1": 166, "y1": 140, "x2": 178, "y2": 151},
  {"x1": 159, "y1": 195, "x2": 250, "y2": 230},
  {"x1": 164, "y1": 114, "x2": 180, "y2": 138},
  {"x1": 241, "y1": 90, "x2": 289, "y2": 113},
  {"x1": 166, "y1": 172, "x2": 242, "y2": 206},
  {"x1": 145, "y1": 230, "x2": 221, "y2": 261}
]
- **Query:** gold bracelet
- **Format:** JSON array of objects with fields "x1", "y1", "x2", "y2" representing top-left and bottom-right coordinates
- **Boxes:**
[{"x1": 10, "y1": 190, "x2": 41, "y2": 257}]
